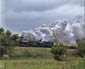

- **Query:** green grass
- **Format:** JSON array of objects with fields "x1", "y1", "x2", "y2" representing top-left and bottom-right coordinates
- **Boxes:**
[
  {"x1": 0, "y1": 47, "x2": 85, "y2": 69},
  {"x1": 0, "y1": 57, "x2": 85, "y2": 69},
  {"x1": 10, "y1": 47, "x2": 53, "y2": 59}
]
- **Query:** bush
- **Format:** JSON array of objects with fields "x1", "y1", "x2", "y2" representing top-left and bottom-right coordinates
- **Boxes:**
[
  {"x1": 51, "y1": 43, "x2": 67, "y2": 60},
  {"x1": 77, "y1": 40, "x2": 85, "y2": 58},
  {"x1": 0, "y1": 27, "x2": 19, "y2": 58}
]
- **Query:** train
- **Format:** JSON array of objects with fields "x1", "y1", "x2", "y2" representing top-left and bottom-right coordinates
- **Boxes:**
[
  {"x1": 18, "y1": 34, "x2": 77, "y2": 48},
  {"x1": 19, "y1": 40, "x2": 54, "y2": 48},
  {"x1": 18, "y1": 40, "x2": 77, "y2": 49}
]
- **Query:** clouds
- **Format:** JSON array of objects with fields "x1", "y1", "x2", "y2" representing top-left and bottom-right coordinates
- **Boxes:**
[
  {"x1": 2, "y1": 0, "x2": 84, "y2": 33},
  {"x1": 55, "y1": 4, "x2": 84, "y2": 15},
  {"x1": 5, "y1": 4, "x2": 84, "y2": 21},
  {"x1": 4, "y1": 0, "x2": 84, "y2": 12},
  {"x1": 5, "y1": 0, "x2": 59, "y2": 11}
]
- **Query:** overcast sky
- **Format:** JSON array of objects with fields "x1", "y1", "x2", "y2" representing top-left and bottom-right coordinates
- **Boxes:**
[{"x1": 0, "y1": 0, "x2": 84, "y2": 34}]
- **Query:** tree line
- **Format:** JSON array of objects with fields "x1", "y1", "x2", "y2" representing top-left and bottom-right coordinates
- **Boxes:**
[{"x1": 0, "y1": 27, "x2": 20, "y2": 58}]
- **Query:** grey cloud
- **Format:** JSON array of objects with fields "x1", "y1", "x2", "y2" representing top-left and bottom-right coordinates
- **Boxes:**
[
  {"x1": 4, "y1": 4, "x2": 84, "y2": 22},
  {"x1": 2, "y1": 0, "x2": 84, "y2": 34},
  {"x1": 4, "y1": 0, "x2": 62, "y2": 12},
  {"x1": 3, "y1": 0, "x2": 84, "y2": 12}
]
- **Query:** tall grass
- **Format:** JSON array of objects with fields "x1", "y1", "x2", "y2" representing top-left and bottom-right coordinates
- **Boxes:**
[
  {"x1": 0, "y1": 57, "x2": 85, "y2": 69},
  {"x1": 10, "y1": 47, "x2": 53, "y2": 59}
]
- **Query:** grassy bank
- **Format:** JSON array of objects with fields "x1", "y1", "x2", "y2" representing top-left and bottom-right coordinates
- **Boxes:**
[{"x1": 10, "y1": 47, "x2": 53, "y2": 59}]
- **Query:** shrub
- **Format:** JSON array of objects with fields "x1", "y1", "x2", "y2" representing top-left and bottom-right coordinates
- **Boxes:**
[
  {"x1": 0, "y1": 27, "x2": 19, "y2": 58},
  {"x1": 77, "y1": 40, "x2": 85, "y2": 58},
  {"x1": 51, "y1": 43, "x2": 67, "y2": 60}
]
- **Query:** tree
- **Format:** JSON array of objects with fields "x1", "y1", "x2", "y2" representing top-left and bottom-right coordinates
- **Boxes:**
[
  {"x1": 11, "y1": 34, "x2": 19, "y2": 41},
  {"x1": 5, "y1": 30, "x2": 12, "y2": 37},
  {"x1": 0, "y1": 27, "x2": 4, "y2": 34},
  {"x1": 0, "y1": 27, "x2": 18, "y2": 58}
]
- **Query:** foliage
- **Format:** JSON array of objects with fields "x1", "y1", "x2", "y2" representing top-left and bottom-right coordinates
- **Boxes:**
[
  {"x1": 11, "y1": 34, "x2": 19, "y2": 41},
  {"x1": 5, "y1": 30, "x2": 12, "y2": 37},
  {"x1": 77, "y1": 40, "x2": 85, "y2": 57},
  {"x1": 0, "y1": 27, "x2": 20, "y2": 58},
  {"x1": 51, "y1": 43, "x2": 67, "y2": 60},
  {"x1": 0, "y1": 27, "x2": 4, "y2": 34}
]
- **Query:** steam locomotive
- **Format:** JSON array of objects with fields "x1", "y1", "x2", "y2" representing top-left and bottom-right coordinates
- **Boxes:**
[
  {"x1": 19, "y1": 40, "x2": 54, "y2": 48},
  {"x1": 19, "y1": 40, "x2": 77, "y2": 49},
  {"x1": 18, "y1": 36, "x2": 77, "y2": 48}
]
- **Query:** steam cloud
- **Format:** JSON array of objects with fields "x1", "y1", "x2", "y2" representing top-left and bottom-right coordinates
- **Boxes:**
[{"x1": 22, "y1": 16, "x2": 85, "y2": 46}]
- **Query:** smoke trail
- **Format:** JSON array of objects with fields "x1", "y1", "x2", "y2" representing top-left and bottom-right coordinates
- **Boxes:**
[{"x1": 22, "y1": 16, "x2": 85, "y2": 46}]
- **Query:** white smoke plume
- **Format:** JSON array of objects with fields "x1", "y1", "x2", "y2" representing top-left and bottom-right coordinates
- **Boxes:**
[{"x1": 22, "y1": 16, "x2": 85, "y2": 46}]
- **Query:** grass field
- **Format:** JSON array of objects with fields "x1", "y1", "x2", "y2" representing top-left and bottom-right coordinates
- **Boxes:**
[
  {"x1": 10, "y1": 47, "x2": 53, "y2": 59},
  {"x1": 0, "y1": 47, "x2": 85, "y2": 69},
  {"x1": 0, "y1": 57, "x2": 85, "y2": 69}
]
